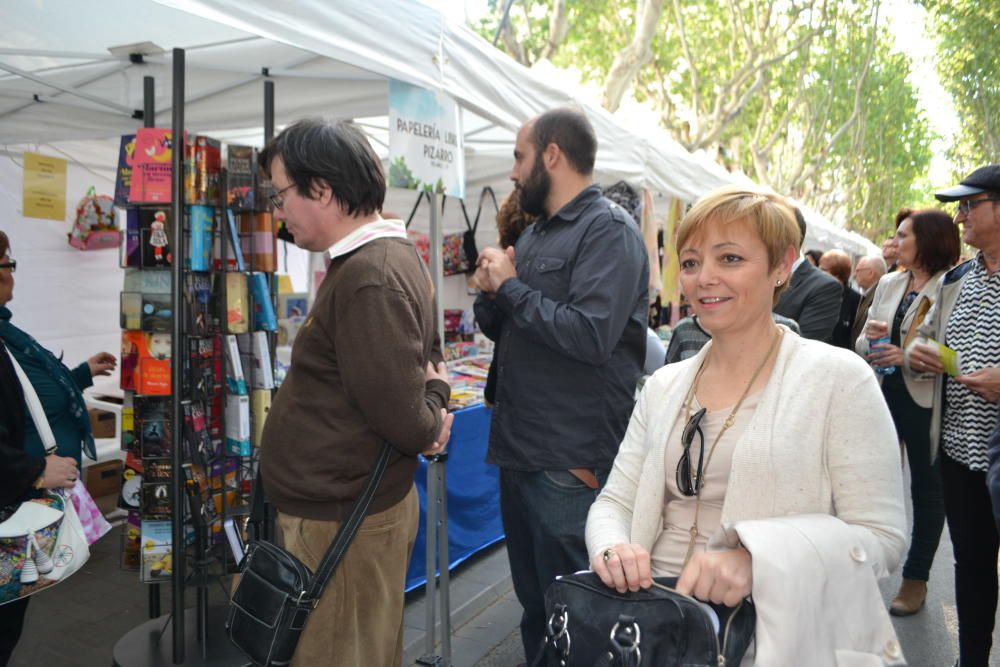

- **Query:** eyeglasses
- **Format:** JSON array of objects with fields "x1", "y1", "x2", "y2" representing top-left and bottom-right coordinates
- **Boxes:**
[
  {"x1": 955, "y1": 197, "x2": 1000, "y2": 217},
  {"x1": 676, "y1": 407, "x2": 708, "y2": 497},
  {"x1": 268, "y1": 183, "x2": 295, "y2": 209},
  {"x1": 0, "y1": 260, "x2": 15, "y2": 272}
]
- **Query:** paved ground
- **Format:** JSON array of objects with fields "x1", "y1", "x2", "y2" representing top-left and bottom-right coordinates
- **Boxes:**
[{"x1": 7, "y1": 471, "x2": 1000, "y2": 666}]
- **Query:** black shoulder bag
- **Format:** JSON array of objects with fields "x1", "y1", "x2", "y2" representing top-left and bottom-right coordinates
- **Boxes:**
[
  {"x1": 226, "y1": 442, "x2": 392, "y2": 666},
  {"x1": 539, "y1": 572, "x2": 755, "y2": 667}
]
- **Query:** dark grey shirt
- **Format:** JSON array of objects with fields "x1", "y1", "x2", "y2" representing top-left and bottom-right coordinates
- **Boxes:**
[{"x1": 474, "y1": 185, "x2": 649, "y2": 471}]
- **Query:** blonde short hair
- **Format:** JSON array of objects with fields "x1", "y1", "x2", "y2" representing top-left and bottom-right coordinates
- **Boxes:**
[{"x1": 677, "y1": 186, "x2": 800, "y2": 301}]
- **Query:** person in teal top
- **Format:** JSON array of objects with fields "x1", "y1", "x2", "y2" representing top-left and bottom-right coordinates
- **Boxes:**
[{"x1": 0, "y1": 229, "x2": 116, "y2": 466}]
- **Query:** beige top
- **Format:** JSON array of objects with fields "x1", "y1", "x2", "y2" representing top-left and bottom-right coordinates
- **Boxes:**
[{"x1": 651, "y1": 392, "x2": 761, "y2": 576}]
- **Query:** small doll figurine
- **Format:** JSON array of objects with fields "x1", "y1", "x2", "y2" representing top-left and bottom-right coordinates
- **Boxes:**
[{"x1": 149, "y1": 211, "x2": 168, "y2": 264}]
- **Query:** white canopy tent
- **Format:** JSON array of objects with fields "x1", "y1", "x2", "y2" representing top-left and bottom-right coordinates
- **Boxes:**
[{"x1": 0, "y1": 0, "x2": 876, "y2": 384}]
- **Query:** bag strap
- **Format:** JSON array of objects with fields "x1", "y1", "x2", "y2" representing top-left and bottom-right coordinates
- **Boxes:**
[
  {"x1": 5, "y1": 347, "x2": 57, "y2": 455},
  {"x1": 305, "y1": 440, "x2": 392, "y2": 599}
]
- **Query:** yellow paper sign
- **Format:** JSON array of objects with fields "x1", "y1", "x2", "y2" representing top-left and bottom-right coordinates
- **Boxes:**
[{"x1": 22, "y1": 152, "x2": 68, "y2": 220}]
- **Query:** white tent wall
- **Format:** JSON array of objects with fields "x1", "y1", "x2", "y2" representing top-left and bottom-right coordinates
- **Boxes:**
[{"x1": 0, "y1": 141, "x2": 122, "y2": 396}]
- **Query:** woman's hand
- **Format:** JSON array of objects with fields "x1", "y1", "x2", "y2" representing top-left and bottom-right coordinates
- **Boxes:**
[
  {"x1": 42, "y1": 454, "x2": 79, "y2": 490},
  {"x1": 957, "y1": 367, "x2": 1000, "y2": 403},
  {"x1": 676, "y1": 548, "x2": 753, "y2": 607},
  {"x1": 908, "y1": 341, "x2": 945, "y2": 375},
  {"x1": 88, "y1": 351, "x2": 117, "y2": 377},
  {"x1": 864, "y1": 319, "x2": 889, "y2": 341},
  {"x1": 868, "y1": 342, "x2": 904, "y2": 369},
  {"x1": 592, "y1": 543, "x2": 653, "y2": 593}
]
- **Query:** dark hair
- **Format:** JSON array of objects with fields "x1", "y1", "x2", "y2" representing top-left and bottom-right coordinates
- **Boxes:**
[
  {"x1": 909, "y1": 208, "x2": 960, "y2": 274},
  {"x1": 532, "y1": 108, "x2": 597, "y2": 176},
  {"x1": 793, "y1": 207, "x2": 807, "y2": 249},
  {"x1": 259, "y1": 119, "x2": 385, "y2": 216},
  {"x1": 0, "y1": 230, "x2": 8, "y2": 257},
  {"x1": 894, "y1": 207, "x2": 913, "y2": 229},
  {"x1": 496, "y1": 194, "x2": 534, "y2": 249},
  {"x1": 805, "y1": 249, "x2": 823, "y2": 266}
]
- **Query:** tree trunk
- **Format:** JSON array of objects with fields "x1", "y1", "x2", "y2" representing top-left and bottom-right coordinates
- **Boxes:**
[{"x1": 601, "y1": 0, "x2": 666, "y2": 112}]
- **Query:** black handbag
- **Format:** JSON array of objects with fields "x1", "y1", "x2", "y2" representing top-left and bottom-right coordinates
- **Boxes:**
[
  {"x1": 226, "y1": 442, "x2": 391, "y2": 666},
  {"x1": 539, "y1": 572, "x2": 755, "y2": 667}
]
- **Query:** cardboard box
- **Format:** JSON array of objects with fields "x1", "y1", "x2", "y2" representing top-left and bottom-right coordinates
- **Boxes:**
[
  {"x1": 89, "y1": 408, "x2": 117, "y2": 439},
  {"x1": 85, "y1": 459, "x2": 123, "y2": 498}
]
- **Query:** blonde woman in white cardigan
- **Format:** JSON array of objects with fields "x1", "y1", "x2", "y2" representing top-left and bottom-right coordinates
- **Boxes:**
[
  {"x1": 855, "y1": 208, "x2": 960, "y2": 618},
  {"x1": 586, "y1": 186, "x2": 907, "y2": 666}
]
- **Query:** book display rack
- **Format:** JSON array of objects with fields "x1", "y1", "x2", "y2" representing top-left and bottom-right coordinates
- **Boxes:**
[{"x1": 112, "y1": 55, "x2": 278, "y2": 666}]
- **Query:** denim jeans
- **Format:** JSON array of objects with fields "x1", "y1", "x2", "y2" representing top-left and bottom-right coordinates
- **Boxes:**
[{"x1": 499, "y1": 468, "x2": 608, "y2": 665}]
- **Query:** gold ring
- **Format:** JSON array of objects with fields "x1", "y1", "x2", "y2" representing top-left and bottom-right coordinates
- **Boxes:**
[{"x1": 602, "y1": 548, "x2": 616, "y2": 563}]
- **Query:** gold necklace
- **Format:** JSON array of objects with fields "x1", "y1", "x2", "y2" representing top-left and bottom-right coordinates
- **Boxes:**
[{"x1": 680, "y1": 327, "x2": 783, "y2": 567}]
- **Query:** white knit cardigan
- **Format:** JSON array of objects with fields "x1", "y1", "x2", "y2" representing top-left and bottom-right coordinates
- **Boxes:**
[{"x1": 586, "y1": 328, "x2": 909, "y2": 666}]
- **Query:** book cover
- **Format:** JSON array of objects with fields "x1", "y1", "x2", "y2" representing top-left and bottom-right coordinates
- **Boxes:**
[
  {"x1": 224, "y1": 272, "x2": 249, "y2": 334},
  {"x1": 140, "y1": 520, "x2": 173, "y2": 582},
  {"x1": 226, "y1": 145, "x2": 257, "y2": 211},
  {"x1": 224, "y1": 334, "x2": 247, "y2": 395},
  {"x1": 224, "y1": 394, "x2": 251, "y2": 457},
  {"x1": 187, "y1": 205, "x2": 214, "y2": 271},
  {"x1": 120, "y1": 207, "x2": 141, "y2": 268},
  {"x1": 128, "y1": 332, "x2": 171, "y2": 396},
  {"x1": 114, "y1": 134, "x2": 137, "y2": 205},
  {"x1": 238, "y1": 331, "x2": 274, "y2": 390},
  {"x1": 138, "y1": 207, "x2": 172, "y2": 268},
  {"x1": 130, "y1": 128, "x2": 176, "y2": 204},
  {"x1": 186, "y1": 135, "x2": 222, "y2": 205},
  {"x1": 250, "y1": 389, "x2": 271, "y2": 447},
  {"x1": 249, "y1": 272, "x2": 277, "y2": 332}
]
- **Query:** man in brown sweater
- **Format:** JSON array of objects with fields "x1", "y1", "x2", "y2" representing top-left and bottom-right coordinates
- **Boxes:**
[{"x1": 258, "y1": 119, "x2": 452, "y2": 667}]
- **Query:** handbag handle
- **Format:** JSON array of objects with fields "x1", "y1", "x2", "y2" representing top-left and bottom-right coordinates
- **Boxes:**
[{"x1": 5, "y1": 347, "x2": 57, "y2": 455}]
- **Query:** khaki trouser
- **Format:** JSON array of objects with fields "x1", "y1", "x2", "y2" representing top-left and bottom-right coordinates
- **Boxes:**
[{"x1": 277, "y1": 486, "x2": 419, "y2": 667}]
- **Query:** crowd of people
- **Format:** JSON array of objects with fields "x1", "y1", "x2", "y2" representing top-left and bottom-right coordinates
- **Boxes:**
[{"x1": 1, "y1": 103, "x2": 998, "y2": 667}]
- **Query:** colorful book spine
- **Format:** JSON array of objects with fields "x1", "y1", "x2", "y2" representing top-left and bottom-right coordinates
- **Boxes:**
[
  {"x1": 224, "y1": 334, "x2": 247, "y2": 396},
  {"x1": 188, "y1": 205, "x2": 213, "y2": 271},
  {"x1": 114, "y1": 134, "x2": 137, "y2": 205},
  {"x1": 249, "y1": 272, "x2": 277, "y2": 332}
]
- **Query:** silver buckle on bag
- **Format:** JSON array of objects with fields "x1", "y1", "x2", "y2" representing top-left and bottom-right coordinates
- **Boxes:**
[
  {"x1": 609, "y1": 618, "x2": 641, "y2": 665},
  {"x1": 546, "y1": 605, "x2": 571, "y2": 659},
  {"x1": 295, "y1": 590, "x2": 315, "y2": 608}
]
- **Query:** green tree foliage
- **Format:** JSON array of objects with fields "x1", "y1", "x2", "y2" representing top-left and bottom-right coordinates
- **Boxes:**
[
  {"x1": 919, "y1": 0, "x2": 1000, "y2": 172},
  {"x1": 476, "y1": 0, "x2": 933, "y2": 240}
]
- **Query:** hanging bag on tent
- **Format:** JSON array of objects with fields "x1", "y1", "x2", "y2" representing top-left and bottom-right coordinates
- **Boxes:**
[
  {"x1": 0, "y1": 349, "x2": 90, "y2": 606},
  {"x1": 67, "y1": 186, "x2": 119, "y2": 251},
  {"x1": 458, "y1": 186, "x2": 499, "y2": 271}
]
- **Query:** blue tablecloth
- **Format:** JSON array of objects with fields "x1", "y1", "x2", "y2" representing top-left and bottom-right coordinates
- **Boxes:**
[{"x1": 405, "y1": 403, "x2": 503, "y2": 591}]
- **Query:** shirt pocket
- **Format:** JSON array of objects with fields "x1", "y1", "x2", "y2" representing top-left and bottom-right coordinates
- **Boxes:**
[{"x1": 530, "y1": 255, "x2": 570, "y2": 300}]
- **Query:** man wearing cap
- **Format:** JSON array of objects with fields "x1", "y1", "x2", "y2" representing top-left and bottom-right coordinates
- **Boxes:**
[{"x1": 907, "y1": 165, "x2": 1000, "y2": 667}]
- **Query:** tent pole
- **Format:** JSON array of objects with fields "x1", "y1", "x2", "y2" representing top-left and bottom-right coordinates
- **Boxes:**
[
  {"x1": 429, "y1": 194, "x2": 444, "y2": 341},
  {"x1": 264, "y1": 80, "x2": 275, "y2": 142},
  {"x1": 170, "y1": 46, "x2": 187, "y2": 665}
]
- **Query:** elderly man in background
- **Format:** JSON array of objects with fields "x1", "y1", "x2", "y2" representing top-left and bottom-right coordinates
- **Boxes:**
[{"x1": 851, "y1": 255, "x2": 888, "y2": 344}]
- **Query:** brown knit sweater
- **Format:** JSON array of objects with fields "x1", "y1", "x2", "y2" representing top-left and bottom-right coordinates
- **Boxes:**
[{"x1": 260, "y1": 237, "x2": 449, "y2": 520}]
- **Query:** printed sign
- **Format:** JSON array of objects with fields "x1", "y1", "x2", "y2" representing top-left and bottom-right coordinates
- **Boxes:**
[
  {"x1": 388, "y1": 79, "x2": 465, "y2": 199},
  {"x1": 22, "y1": 152, "x2": 67, "y2": 220}
]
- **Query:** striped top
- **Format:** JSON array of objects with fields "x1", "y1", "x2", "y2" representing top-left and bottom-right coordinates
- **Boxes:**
[{"x1": 941, "y1": 252, "x2": 1000, "y2": 471}]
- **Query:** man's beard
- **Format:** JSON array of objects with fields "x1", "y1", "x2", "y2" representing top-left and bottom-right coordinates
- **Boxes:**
[{"x1": 518, "y1": 154, "x2": 550, "y2": 217}]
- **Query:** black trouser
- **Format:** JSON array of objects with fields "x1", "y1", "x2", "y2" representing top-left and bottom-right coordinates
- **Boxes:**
[
  {"x1": 941, "y1": 451, "x2": 1000, "y2": 667},
  {"x1": 883, "y1": 379, "x2": 945, "y2": 581},
  {"x1": 0, "y1": 597, "x2": 29, "y2": 666}
]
